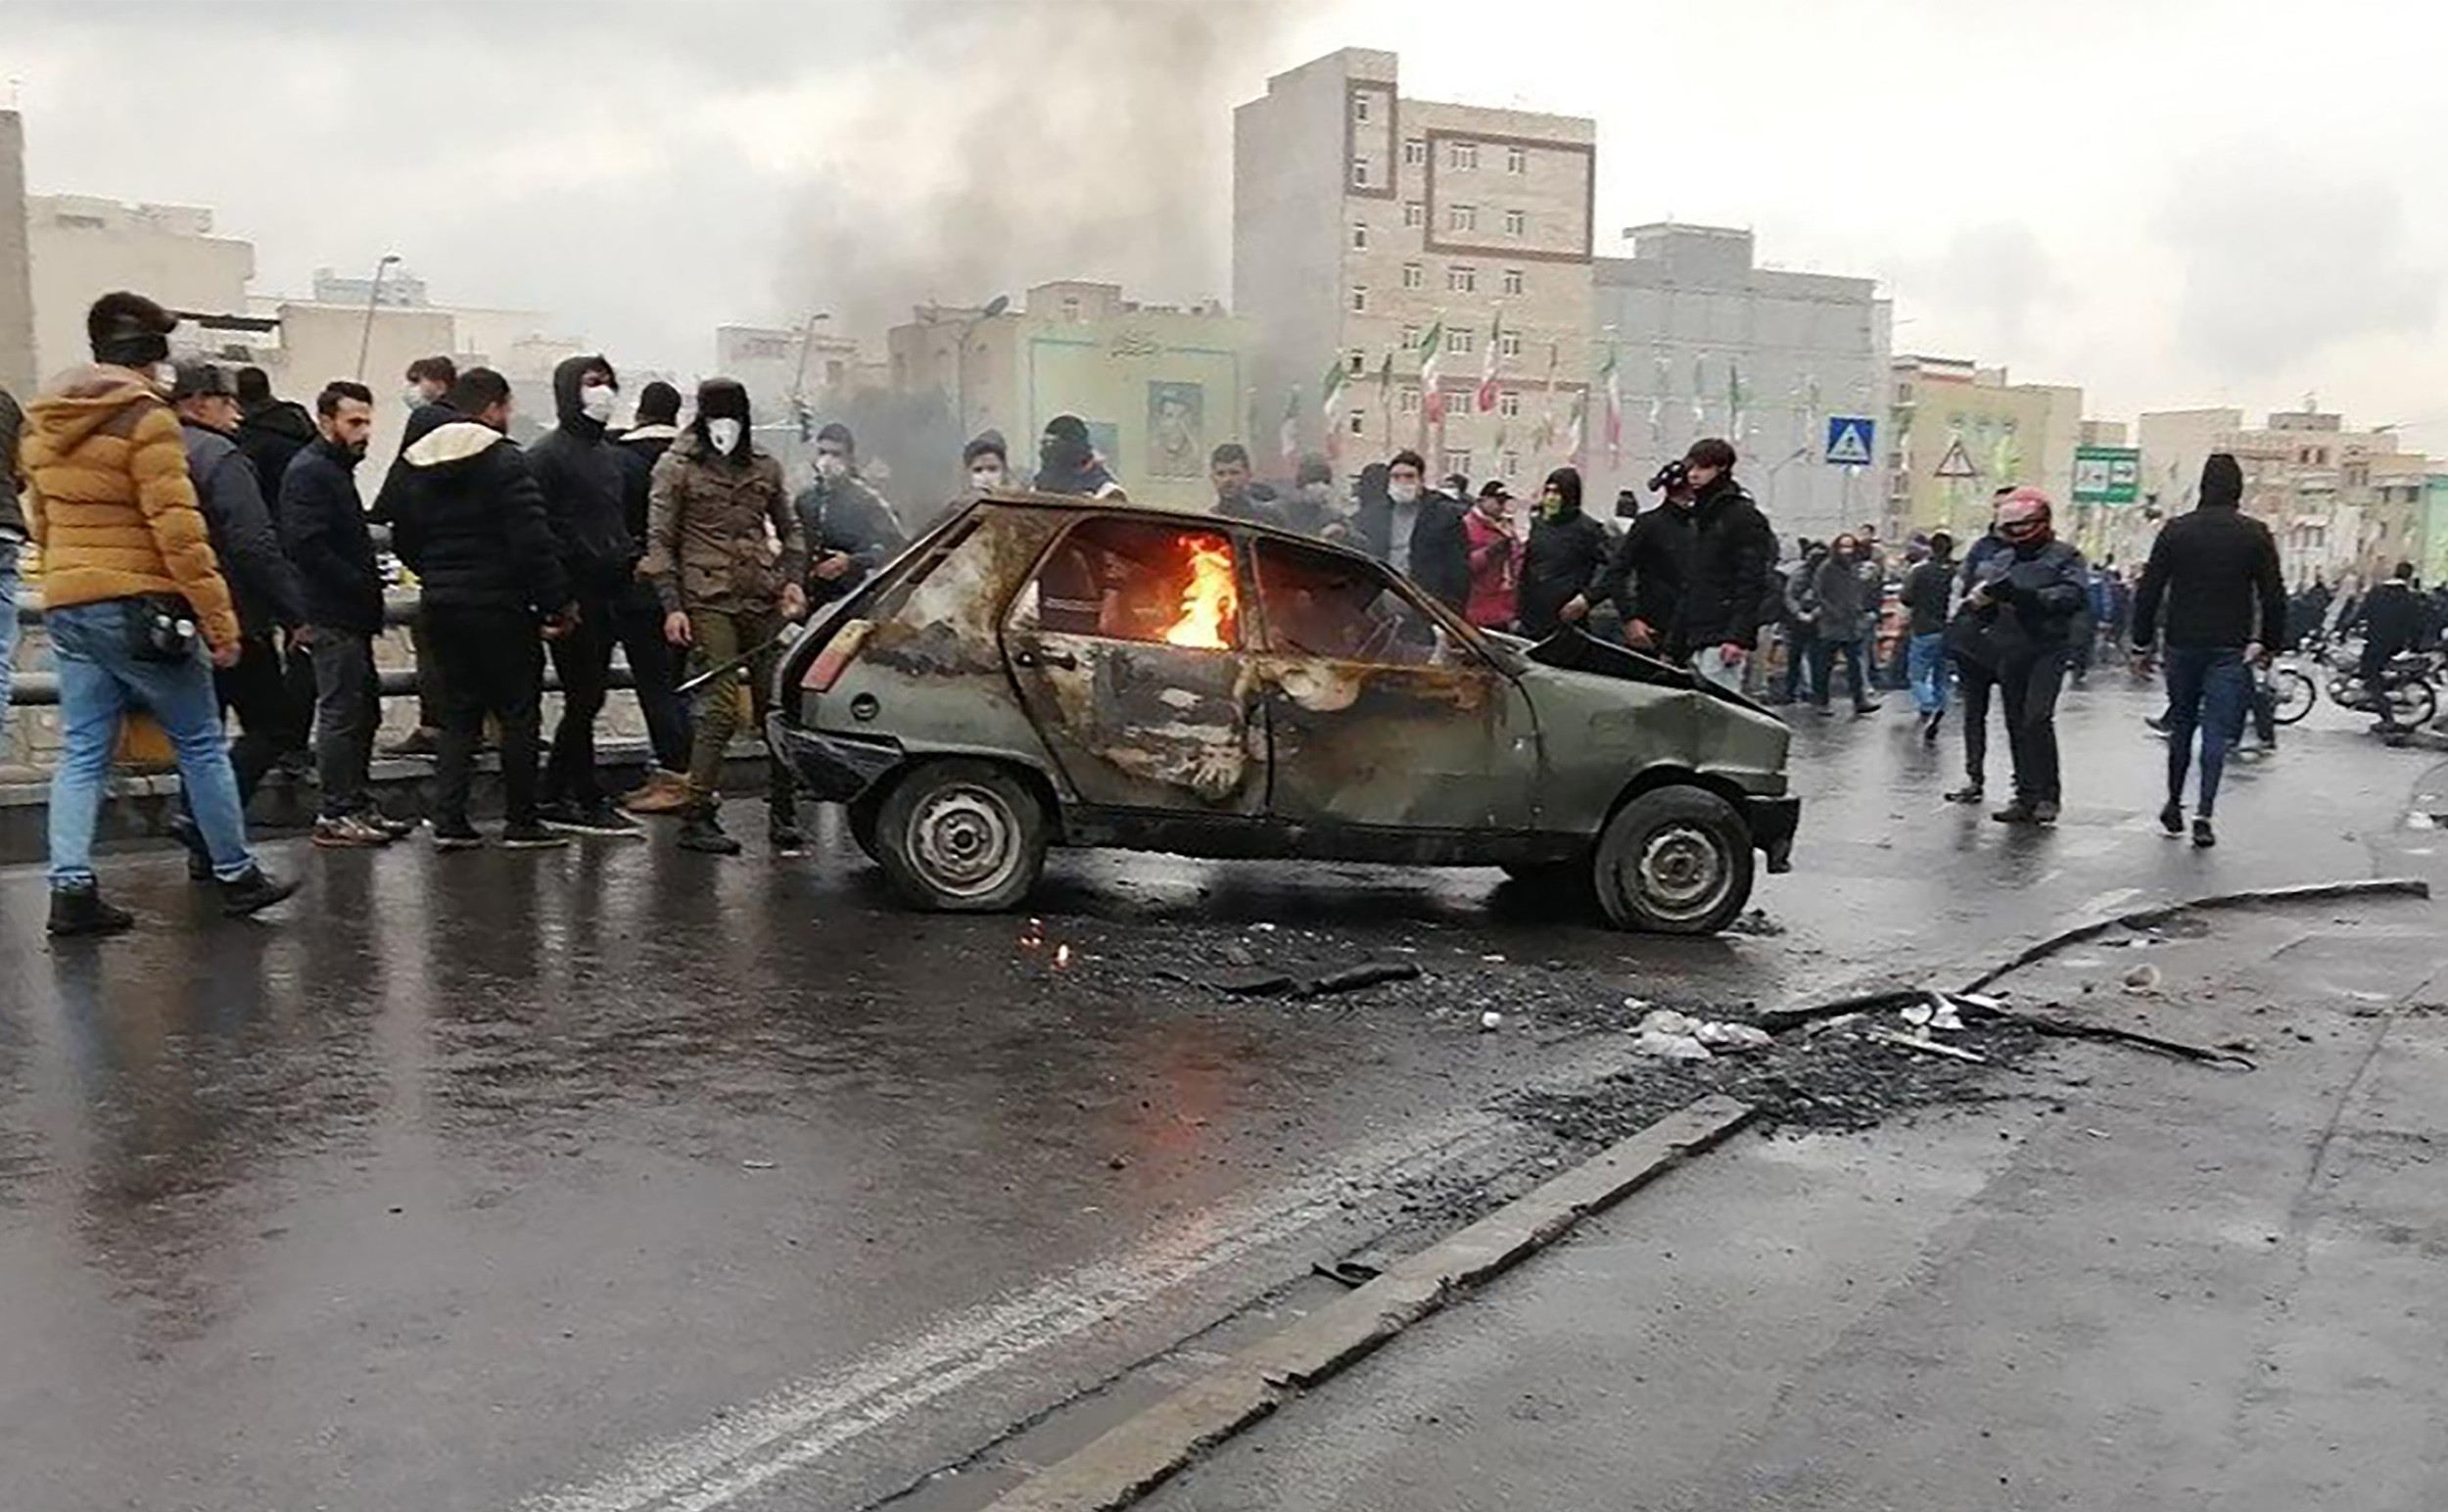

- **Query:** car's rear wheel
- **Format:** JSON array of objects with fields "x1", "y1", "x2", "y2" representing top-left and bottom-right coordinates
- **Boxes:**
[
  {"x1": 875, "y1": 759, "x2": 1047, "y2": 912},
  {"x1": 1593, "y1": 786, "x2": 1754, "y2": 935}
]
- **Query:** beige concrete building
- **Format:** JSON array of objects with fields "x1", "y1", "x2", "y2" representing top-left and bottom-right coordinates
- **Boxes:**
[
  {"x1": 2135, "y1": 404, "x2": 2419, "y2": 586},
  {"x1": 888, "y1": 280, "x2": 1256, "y2": 511},
  {"x1": 25, "y1": 194, "x2": 254, "y2": 385},
  {"x1": 716, "y1": 322, "x2": 869, "y2": 424},
  {"x1": 1235, "y1": 48, "x2": 1597, "y2": 490},
  {"x1": 1888, "y1": 355, "x2": 2083, "y2": 543}
]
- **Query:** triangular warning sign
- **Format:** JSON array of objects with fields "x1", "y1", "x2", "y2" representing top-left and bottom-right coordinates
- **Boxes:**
[
  {"x1": 1827, "y1": 421, "x2": 1872, "y2": 465},
  {"x1": 1933, "y1": 437, "x2": 1979, "y2": 480}
]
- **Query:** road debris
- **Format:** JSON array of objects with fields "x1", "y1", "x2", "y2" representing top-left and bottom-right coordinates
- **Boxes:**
[
  {"x1": 1479, "y1": 1011, "x2": 1505, "y2": 1032},
  {"x1": 1864, "y1": 1027, "x2": 1990, "y2": 1064},
  {"x1": 2121, "y1": 964, "x2": 2163, "y2": 995},
  {"x1": 1632, "y1": 1009, "x2": 1772, "y2": 1062}
]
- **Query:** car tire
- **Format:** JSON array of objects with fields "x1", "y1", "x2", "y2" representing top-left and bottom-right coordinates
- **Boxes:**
[
  {"x1": 846, "y1": 788, "x2": 885, "y2": 865},
  {"x1": 1592, "y1": 786, "x2": 1755, "y2": 935},
  {"x1": 874, "y1": 759, "x2": 1048, "y2": 912}
]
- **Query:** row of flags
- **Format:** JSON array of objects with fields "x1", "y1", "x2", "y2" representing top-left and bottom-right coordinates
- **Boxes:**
[{"x1": 1280, "y1": 319, "x2": 1762, "y2": 470}]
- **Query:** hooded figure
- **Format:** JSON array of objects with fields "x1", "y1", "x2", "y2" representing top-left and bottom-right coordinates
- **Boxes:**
[
  {"x1": 2128, "y1": 452, "x2": 2289, "y2": 842},
  {"x1": 529, "y1": 354, "x2": 632, "y2": 599},
  {"x1": 231, "y1": 367, "x2": 318, "y2": 493},
  {"x1": 1034, "y1": 413, "x2": 1125, "y2": 498},
  {"x1": 1518, "y1": 466, "x2": 1611, "y2": 638}
]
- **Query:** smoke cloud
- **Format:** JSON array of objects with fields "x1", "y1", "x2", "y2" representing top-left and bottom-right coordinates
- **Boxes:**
[{"x1": 777, "y1": 0, "x2": 1296, "y2": 333}]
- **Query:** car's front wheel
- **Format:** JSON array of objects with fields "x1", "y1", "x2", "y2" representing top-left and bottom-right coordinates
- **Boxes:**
[
  {"x1": 1592, "y1": 786, "x2": 1755, "y2": 935},
  {"x1": 874, "y1": 759, "x2": 1049, "y2": 912}
]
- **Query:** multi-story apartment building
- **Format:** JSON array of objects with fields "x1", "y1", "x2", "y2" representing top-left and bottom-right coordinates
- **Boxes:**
[
  {"x1": 1889, "y1": 356, "x2": 2083, "y2": 544},
  {"x1": 1235, "y1": 48, "x2": 1595, "y2": 490}
]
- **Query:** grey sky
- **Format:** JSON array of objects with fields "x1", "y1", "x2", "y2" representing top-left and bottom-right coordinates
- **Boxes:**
[{"x1": 12, "y1": 0, "x2": 2446, "y2": 446}]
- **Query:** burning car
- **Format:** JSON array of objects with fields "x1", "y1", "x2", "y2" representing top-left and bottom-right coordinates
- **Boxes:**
[{"x1": 771, "y1": 496, "x2": 1797, "y2": 934}]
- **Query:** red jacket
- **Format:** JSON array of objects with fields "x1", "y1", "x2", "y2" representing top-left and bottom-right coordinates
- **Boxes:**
[{"x1": 1462, "y1": 508, "x2": 1521, "y2": 630}]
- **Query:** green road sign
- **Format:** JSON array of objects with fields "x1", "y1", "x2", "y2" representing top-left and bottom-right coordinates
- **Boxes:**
[{"x1": 2073, "y1": 446, "x2": 2142, "y2": 505}]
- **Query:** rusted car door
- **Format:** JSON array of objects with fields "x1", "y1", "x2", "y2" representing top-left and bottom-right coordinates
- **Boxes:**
[
  {"x1": 1248, "y1": 537, "x2": 1540, "y2": 833},
  {"x1": 1001, "y1": 515, "x2": 1270, "y2": 816}
]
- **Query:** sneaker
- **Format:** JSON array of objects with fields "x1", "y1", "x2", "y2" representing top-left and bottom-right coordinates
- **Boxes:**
[
  {"x1": 432, "y1": 820, "x2": 486, "y2": 852},
  {"x1": 313, "y1": 814, "x2": 394, "y2": 848},
  {"x1": 770, "y1": 821, "x2": 807, "y2": 857},
  {"x1": 2142, "y1": 713, "x2": 2170, "y2": 734},
  {"x1": 1852, "y1": 698, "x2": 1883, "y2": 716},
  {"x1": 382, "y1": 728, "x2": 441, "y2": 760},
  {"x1": 1920, "y1": 708, "x2": 1946, "y2": 744},
  {"x1": 542, "y1": 801, "x2": 644, "y2": 838},
  {"x1": 678, "y1": 810, "x2": 743, "y2": 856},
  {"x1": 1990, "y1": 800, "x2": 2042, "y2": 825},
  {"x1": 2032, "y1": 800, "x2": 2061, "y2": 825},
  {"x1": 218, "y1": 866, "x2": 300, "y2": 919},
  {"x1": 370, "y1": 812, "x2": 420, "y2": 839},
  {"x1": 2158, "y1": 800, "x2": 2185, "y2": 836},
  {"x1": 499, "y1": 822, "x2": 572, "y2": 850},
  {"x1": 1943, "y1": 783, "x2": 1986, "y2": 805},
  {"x1": 622, "y1": 770, "x2": 695, "y2": 816},
  {"x1": 2191, "y1": 817, "x2": 2217, "y2": 849},
  {"x1": 48, "y1": 884, "x2": 135, "y2": 938}
]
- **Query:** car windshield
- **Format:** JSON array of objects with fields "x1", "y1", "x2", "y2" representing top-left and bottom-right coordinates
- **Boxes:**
[{"x1": 1254, "y1": 539, "x2": 1453, "y2": 668}]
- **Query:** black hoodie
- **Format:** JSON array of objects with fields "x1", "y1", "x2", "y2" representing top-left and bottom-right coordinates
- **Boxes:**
[
  {"x1": 2130, "y1": 453, "x2": 2285, "y2": 650},
  {"x1": 527, "y1": 354, "x2": 633, "y2": 597},
  {"x1": 1519, "y1": 468, "x2": 1612, "y2": 637},
  {"x1": 386, "y1": 416, "x2": 568, "y2": 617},
  {"x1": 234, "y1": 398, "x2": 317, "y2": 493}
]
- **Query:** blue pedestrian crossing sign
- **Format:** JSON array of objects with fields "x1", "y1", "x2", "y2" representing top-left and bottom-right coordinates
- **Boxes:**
[{"x1": 1824, "y1": 415, "x2": 1876, "y2": 467}]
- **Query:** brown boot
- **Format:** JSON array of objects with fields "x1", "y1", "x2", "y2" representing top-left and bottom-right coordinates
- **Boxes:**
[{"x1": 622, "y1": 769, "x2": 693, "y2": 815}]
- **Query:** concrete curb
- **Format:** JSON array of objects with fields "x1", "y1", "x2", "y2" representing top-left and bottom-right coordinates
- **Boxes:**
[
  {"x1": 1762, "y1": 875, "x2": 2434, "y2": 1029},
  {"x1": 979, "y1": 1095, "x2": 1757, "y2": 1512}
]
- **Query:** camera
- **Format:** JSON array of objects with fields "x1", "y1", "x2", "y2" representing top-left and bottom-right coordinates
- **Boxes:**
[{"x1": 1647, "y1": 457, "x2": 1690, "y2": 494}]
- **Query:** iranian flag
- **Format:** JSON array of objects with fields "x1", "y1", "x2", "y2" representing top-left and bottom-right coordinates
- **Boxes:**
[
  {"x1": 1418, "y1": 319, "x2": 1447, "y2": 425},
  {"x1": 1475, "y1": 309, "x2": 1503, "y2": 412},
  {"x1": 1320, "y1": 358, "x2": 1350, "y2": 456},
  {"x1": 1531, "y1": 342, "x2": 1559, "y2": 452},
  {"x1": 1562, "y1": 386, "x2": 1588, "y2": 465},
  {"x1": 1279, "y1": 386, "x2": 1301, "y2": 470},
  {"x1": 1600, "y1": 348, "x2": 1623, "y2": 465}
]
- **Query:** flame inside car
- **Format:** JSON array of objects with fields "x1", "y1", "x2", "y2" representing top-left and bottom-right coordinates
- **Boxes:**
[{"x1": 1161, "y1": 537, "x2": 1239, "y2": 649}]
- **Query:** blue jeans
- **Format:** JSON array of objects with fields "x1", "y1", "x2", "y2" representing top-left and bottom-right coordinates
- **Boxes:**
[
  {"x1": 2163, "y1": 644, "x2": 2249, "y2": 818},
  {"x1": 45, "y1": 598, "x2": 256, "y2": 888},
  {"x1": 0, "y1": 540, "x2": 21, "y2": 742},
  {"x1": 1907, "y1": 631, "x2": 1950, "y2": 715}
]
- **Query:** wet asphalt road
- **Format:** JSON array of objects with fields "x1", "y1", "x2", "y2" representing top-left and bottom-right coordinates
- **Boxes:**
[{"x1": 0, "y1": 677, "x2": 2435, "y2": 1511}]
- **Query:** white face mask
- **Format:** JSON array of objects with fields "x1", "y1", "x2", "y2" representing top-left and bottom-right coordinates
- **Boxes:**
[
  {"x1": 579, "y1": 383, "x2": 618, "y2": 424},
  {"x1": 815, "y1": 452, "x2": 849, "y2": 482},
  {"x1": 152, "y1": 362, "x2": 177, "y2": 393},
  {"x1": 705, "y1": 418, "x2": 743, "y2": 455},
  {"x1": 1389, "y1": 481, "x2": 1422, "y2": 505},
  {"x1": 969, "y1": 466, "x2": 1005, "y2": 492},
  {"x1": 403, "y1": 385, "x2": 427, "y2": 411}
]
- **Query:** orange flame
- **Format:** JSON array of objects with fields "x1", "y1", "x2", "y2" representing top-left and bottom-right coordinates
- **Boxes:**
[{"x1": 1162, "y1": 537, "x2": 1239, "y2": 649}]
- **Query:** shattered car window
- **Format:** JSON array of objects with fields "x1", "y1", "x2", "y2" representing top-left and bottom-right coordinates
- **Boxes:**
[
  {"x1": 1030, "y1": 518, "x2": 1241, "y2": 649},
  {"x1": 1254, "y1": 539, "x2": 1458, "y2": 669}
]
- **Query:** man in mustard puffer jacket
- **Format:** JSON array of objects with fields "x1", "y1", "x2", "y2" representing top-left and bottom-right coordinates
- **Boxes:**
[{"x1": 21, "y1": 291, "x2": 298, "y2": 936}]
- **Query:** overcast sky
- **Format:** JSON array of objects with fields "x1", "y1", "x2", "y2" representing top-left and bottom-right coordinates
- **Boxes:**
[{"x1": 12, "y1": 0, "x2": 2446, "y2": 447}]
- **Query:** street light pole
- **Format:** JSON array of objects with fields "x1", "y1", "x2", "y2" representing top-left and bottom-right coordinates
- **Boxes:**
[
  {"x1": 954, "y1": 293, "x2": 1011, "y2": 444},
  {"x1": 353, "y1": 253, "x2": 400, "y2": 381}
]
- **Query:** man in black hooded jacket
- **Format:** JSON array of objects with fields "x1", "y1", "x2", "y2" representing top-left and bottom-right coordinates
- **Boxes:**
[
  {"x1": 1522, "y1": 466, "x2": 1612, "y2": 638},
  {"x1": 1669, "y1": 438, "x2": 1775, "y2": 690},
  {"x1": 232, "y1": 366, "x2": 317, "y2": 492},
  {"x1": 527, "y1": 353, "x2": 639, "y2": 836},
  {"x1": 2128, "y1": 452, "x2": 2285, "y2": 846},
  {"x1": 387, "y1": 367, "x2": 574, "y2": 850}
]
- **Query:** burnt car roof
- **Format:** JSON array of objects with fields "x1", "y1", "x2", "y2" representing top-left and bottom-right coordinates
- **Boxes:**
[{"x1": 961, "y1": 491, "x2": 1391, "y2": 566}]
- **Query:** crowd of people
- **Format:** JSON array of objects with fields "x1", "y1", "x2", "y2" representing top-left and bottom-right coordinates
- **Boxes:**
[{"x1": 0, "y1": 288, "x2": 2432, "y2": 939}]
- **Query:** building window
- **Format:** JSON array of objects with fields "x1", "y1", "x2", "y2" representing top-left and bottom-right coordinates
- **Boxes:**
[
  {"x1": 1061, "y1": 296, "x2": 1081, "y2": 322},
  {"x1": 1447, "y1": 264, "x2": 1478, "y2": 294},
  {"x1": 1502, "y1": 268, "x2": 1524, "y2": 297},
  {"x1": 1403, "y1": 200, "x2": 1424, "y2": 228},
  {"x1": 1348, "y1": 409, "x2": 1367, "y2": 436},
  {"x1": 1347, "y1": 351, "x2": 1366, "y2": 374},
  {"x1": 1403, "y1": 138, "x2": 1427, "y2": 166},
  {"x1": 1448, "y1": 203, "x2": 1478, "y2": 232},
  {"x1": 1401, "y1": 262, "x2": 1424, "y2": 290},
  {"x1": 1401, "y1": 324, "x2": 1422, "y2": 350},
  {"x1": 1351, "y1": 221, "x2": 1369, "y2": 250},
  {"x1": 1447, "y1": 140, "x2": 1479, "y2": 170},
  {"x1": 1502, "y1": 449, "x2": 1521, "y2": 476},
  {"x1": 1503, "y1": 209, "x2": 1527, "y2": 236},
  {"x1": 1498, "y1": 330, "x2": 1521, "y2": 357},
  {"x1": 1505, "y1": 145, "x2": 1528, "y2": 174},
  {"x1": 1349, "y1": 285, "x2": 1369, "y2": 313},
  {"x1": 1399, "y1": 387, "x2": 1422, "y2": 414},
  {"x1": 1353, "y1": 93, "x2": 1372, "y2": 123},
  {"x1": 1442, "y1": 449, "x2": 1474, "y2": 478},
  {"x1": 1499, "y1": 391, "x2": 1522, "y2": 418},
  {"x1": 1350, "y1": 156, "x2": 1372, "y2": 188},
  {"x1": 1448, "y1": 327, "x2": 1476, "y2": 355}
]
